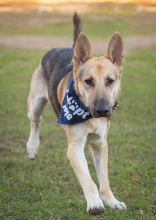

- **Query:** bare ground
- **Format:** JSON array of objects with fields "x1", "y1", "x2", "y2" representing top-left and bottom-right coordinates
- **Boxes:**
[{"x1": 0, "y1": 34, "x2": 156, "y2": 54}]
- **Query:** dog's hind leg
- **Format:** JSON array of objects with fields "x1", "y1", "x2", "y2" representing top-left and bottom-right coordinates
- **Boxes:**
[{"x1": 27, "y1": 64, "x2": 48, "y2": 159}]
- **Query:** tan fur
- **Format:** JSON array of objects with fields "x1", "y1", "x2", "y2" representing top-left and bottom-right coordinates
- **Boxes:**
[
  {"x1": 27, "y1": 64, "x2": 48, "y2": 159},
  {"x1": 71, "y1": 56, "x2": 120, "y2": 110},
  {"x1": 57, "y1": 72, "x2": 72, "y2": 105}
]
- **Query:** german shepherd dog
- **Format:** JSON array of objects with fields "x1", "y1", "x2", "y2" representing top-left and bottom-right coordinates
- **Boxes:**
[{"x1": 27, "y1": 13, "x2": 127, "y2": 215}]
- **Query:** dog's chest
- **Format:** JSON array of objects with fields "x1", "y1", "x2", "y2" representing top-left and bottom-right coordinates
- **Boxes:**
[{"x1": 85, "y1": 118, "x2": 109, "y2": 145}]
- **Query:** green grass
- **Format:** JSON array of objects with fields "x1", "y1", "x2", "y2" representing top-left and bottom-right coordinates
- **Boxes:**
[
  {"x1": 0, "y1": 45, "x2": 156, "y2": 219},
  {"x1": 0, "y1": 12, "x2": 156, "y2": 38}
]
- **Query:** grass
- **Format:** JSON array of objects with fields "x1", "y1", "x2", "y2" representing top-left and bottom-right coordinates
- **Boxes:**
[{"x1": 0, "y1": 44, "x2": 156, "y2": 220}]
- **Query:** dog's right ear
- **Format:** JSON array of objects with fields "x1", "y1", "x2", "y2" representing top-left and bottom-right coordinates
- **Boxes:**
[{"x1": 73, "y1": 33, "x2": 92, "y2": 65}]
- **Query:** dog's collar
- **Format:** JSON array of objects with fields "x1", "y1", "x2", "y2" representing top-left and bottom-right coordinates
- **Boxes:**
[
  {"x1": 113, "y1": 102, "x2": 119, "y2": 110},
  {"x1": 58, "y1": 79, "x2": 119, "y2": 125}
]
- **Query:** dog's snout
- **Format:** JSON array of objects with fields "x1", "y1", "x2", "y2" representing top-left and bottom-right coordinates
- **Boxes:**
[
  {"x1": 92, "y1": 101, "x2": 112, "y2": 118},
  {"x1": 96, "y1": 108, "x2": 109, "y2": 115}
]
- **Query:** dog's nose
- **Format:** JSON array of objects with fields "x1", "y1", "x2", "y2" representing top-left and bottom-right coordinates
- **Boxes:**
[
  {"x1": 96, "y1": 108, "x2": 109, "y2": 116},
  {"x1": 93, "y1": 102, "x2": 112, "y2": 118}
]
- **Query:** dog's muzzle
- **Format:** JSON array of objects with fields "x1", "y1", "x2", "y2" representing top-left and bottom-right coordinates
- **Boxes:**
[{"x1": 91, "y1": 101, "x2": 112, "y2": 118}]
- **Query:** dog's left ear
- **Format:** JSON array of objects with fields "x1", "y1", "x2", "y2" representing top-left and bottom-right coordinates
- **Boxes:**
[
  {"x1": 107, "y1": 32, "x2": 123, "y2": 67},
  {"x1": 73, "y1": 32, "x2": 92, "y2": 65}
]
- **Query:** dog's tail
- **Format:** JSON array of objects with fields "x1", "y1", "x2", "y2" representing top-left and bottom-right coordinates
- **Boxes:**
[{"x1": 73, "y1": 12, "x2": 82, "y2": 48}]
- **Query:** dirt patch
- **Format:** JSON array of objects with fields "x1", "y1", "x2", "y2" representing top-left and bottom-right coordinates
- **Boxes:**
[
  {"x1": 0, "y1": 35, "x2": 71, "y2": 50},
  {"x1": 0, "y1": 34, "x2": 156, "y2": 54}
]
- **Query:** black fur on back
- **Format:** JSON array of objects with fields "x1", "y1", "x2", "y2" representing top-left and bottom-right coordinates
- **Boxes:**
[
  {"x1": 41, "y1": 12, "x2": 82, "y2": 117},
  {"x1": 42, "y1": 48, "x2": 73, "y2": 117}
]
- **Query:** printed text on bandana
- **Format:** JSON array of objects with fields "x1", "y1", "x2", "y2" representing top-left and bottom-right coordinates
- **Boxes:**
[{"x1": 62, "y1": 90, "x2": 90, "y2": 121}]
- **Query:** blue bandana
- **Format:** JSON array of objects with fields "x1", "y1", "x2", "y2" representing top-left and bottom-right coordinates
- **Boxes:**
[{"x1": 58, "y1": 79, "x2": 92, "y2": 125}]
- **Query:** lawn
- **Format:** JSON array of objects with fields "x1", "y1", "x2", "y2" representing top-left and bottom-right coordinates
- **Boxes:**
[{"x1": 0, "y1": 11, "x2": 156, "y2": 220}]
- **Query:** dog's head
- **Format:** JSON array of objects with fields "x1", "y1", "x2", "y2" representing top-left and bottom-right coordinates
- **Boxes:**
[{"x1": 72, "y1": 32, "x2": 123, "y2": 119}]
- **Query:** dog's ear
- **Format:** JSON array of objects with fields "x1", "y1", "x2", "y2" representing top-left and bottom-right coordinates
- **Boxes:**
[
  {"x1": 73, "y1": 33, "x2": 92, "y2": 65},
  {"x1": 107, "y1": 32, "x2": 123, "y2": 66}
]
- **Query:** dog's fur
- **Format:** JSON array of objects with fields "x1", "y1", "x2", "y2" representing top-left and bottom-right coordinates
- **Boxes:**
[{"x1": 27, "y1": 13, "x2": 127, "y2": 215}]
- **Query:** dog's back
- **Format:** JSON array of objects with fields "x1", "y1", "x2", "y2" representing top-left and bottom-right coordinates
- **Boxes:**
[{"x1": 41, "y1": 12, "x2": 82, "y2": 117}]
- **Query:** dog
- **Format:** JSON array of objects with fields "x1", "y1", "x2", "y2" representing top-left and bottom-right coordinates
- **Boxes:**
[{"x1": 26, "y1": 12, "x2": 127, "y2": 215}]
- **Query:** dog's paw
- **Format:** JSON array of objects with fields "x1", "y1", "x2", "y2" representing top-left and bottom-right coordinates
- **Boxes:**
[
  {"x1": 27, "y1": 148, "x2": 37, "y2": 160},
  {"x1": 87, "y1": 197, "x2": 105, "y2": 215},
  {"x1": 102, "y1": 194, "x2": 127, "y2": 210},
  {"x1": 28, "y1": 153, "x2": 37, "y2": 160},
  {"x1": 106, "y1": 199, "x2": 127, "y2": 210},
  {"x1": 88, "y1": 206, "x2": 105, "y2": 215},
  {"x1": 27, "y1": 139, "x2": 39, "y2": 160}
]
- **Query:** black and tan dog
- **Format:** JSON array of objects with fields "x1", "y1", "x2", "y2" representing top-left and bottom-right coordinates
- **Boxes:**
[{"x1": 27, "y1": 13, "x2": 126, "y2": 215}]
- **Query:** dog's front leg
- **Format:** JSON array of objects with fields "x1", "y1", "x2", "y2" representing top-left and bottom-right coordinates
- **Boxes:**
[
  {"x1": 66, "y1": 126, "x2": 104, "y2": 215},
  {"x1": 90, "y1": 140, "x2": 127, "y2": 210}
]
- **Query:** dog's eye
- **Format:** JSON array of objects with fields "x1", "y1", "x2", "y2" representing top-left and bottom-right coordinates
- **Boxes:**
[
  {"x1": 106, "y1": 78, "x2": 114, "y2": 86},
  {"x1": 84, "y1": 78, "x2": 94, "y2": 87}
]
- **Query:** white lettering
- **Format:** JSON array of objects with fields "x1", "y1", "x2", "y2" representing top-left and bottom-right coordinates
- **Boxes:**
[
  {"x1": 73, "y1": 108, "x2": 85, "y2": 116},
  {"x1": 82, "y1": 112, "x2": 90, "y2": 119}
]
